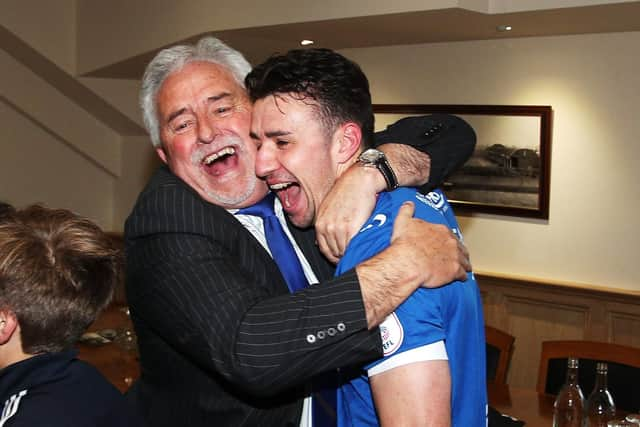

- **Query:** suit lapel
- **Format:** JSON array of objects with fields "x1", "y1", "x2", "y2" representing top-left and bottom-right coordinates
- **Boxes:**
[{"x1": 127, "y1": 166, "x2": 288, "y2": 294}]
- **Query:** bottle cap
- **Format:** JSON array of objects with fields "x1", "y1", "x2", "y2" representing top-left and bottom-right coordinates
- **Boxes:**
[
  {"x1": 596, "y1": 362, "x2": 608, "y2": 373},
  {"x1": 568, "y1": 357, "x2": 579, "y2": 368}
]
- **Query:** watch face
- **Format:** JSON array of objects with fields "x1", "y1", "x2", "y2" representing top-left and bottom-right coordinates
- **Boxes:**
[{"x1": 360, "y1": 148, "x2": 383, "y2": 164}]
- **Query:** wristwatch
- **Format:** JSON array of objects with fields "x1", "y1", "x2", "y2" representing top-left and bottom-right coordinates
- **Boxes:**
[{"x1": 357, "y1": 148, "x2": 399, "y2": 192}]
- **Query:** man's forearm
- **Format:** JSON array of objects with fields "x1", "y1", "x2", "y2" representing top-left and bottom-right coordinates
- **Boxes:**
[
  {"x1": 379, "y1": 143, "x2": 430, "y2": 188},
  {"x1": 356, "y1": 244, "x2": 423, "y2": 328},
  {"x1": 374, "y1": 114, "x2": 476, "y2": 192}
]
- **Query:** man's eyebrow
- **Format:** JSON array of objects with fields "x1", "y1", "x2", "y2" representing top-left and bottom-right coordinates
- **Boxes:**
[
  {"x1": 208, "y1": 92, "x2": 231, "y2": 102},
  {"x1": 165, "y1": 93, "x2": 231, "y2": 124},
  {"x1": 265, "y1": 130, "x2": 291, "y2": 138},
  {"x1": 249, "y1": 130, "x2": 291, "y2": 140},
  {"x1": 167, "y1": 108, "x2": 187, "y2": 123}
]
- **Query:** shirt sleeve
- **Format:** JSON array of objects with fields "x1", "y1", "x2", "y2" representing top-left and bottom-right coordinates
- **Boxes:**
[
  {"x1": 367, "y1": 340, "x2": 448, "y2": 377},
  {"x1": 373, "y1": 114, "x2": 476, "y2": 192}
]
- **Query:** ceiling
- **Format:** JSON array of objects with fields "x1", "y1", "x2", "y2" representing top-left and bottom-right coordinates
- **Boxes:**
[
  {"x1": 5, "y1": 1, "x2": 638, "y2": 137},
  {"x1": 84, "y1": 1, "x2": 640, "y2": 80}
]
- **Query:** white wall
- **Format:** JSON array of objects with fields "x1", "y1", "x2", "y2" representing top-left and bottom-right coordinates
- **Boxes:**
[
  {"x1": 2, "y1": 0, "x2": 76, "y2": 73},
  {"x1": 342, "y1": 31, "x2": 640, "y2": 291},
  {"x1": 114, "y1": 136, "x2": 160, "y2": 230},
  {"x1": 0, "y1": 100, "x2": 115, "y2": 228},
  {"x1": 0, "y1": 48, "x2": 127, "y2": 230}
]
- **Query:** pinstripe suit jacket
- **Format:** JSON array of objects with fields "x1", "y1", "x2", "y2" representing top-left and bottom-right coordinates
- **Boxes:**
[{"x1": 124, "y1": 166, "x2": 382, "y2": 427}]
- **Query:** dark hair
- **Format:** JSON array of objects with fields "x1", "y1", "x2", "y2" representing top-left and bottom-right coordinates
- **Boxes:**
[
  {"x1": 0, "y1": 205, "x2": 121, "y2": 353},
  {"x1": 246, "y1": 48, "x2": 374, "y2": 147},
  {"x1": 0, "y1": 201, "x2": 15, "y2": 220}
]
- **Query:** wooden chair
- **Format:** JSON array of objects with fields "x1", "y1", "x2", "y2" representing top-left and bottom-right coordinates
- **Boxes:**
[
  {"x1": 485, "y1": 325, "x2": 515, "y2": 384},
  {"x1": 536, "y1": 340, "x2": 640, "y2": 412}
]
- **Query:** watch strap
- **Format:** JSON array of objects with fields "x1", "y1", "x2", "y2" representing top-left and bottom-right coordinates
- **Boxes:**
[
  {"x1": 376, "y1": 154, "x2": 398, "y2": 191},
  {"x1": 358, "y1": 149, "x2": 398, "y2": 192}
]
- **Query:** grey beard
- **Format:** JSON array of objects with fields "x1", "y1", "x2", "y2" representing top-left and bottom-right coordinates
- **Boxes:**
[{"x1": 205, "y1": 174, "x2": 258, "y2": 207}]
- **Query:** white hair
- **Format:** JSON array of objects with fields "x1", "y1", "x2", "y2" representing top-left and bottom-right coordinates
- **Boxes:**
[{"x1": 139, "y1": 36, "x2": 252, "y2": 148}]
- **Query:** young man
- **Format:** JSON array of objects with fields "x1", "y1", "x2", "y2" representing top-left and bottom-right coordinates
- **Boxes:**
[
  {"x1": 126, "y1": 37, "x2": 475, "y2": 426},
  {"x1": 0, "y1": 204, "x2": 142, "y2": 426},
  {"x1": 247, "y1": 48, "x2": 487, "y2": 426}
]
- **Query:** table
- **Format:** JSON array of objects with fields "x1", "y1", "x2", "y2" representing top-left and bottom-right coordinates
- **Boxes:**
[
  {"x1": 489, "y1": 382, "x2": 555, "y2": 426},
  {"x1": 76, "y1": 305, "x2": 140, "y2": 393}
]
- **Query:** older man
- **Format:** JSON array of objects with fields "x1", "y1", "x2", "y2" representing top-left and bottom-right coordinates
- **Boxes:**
[
  {"x1": 125, "y1": 36, "x2": 475, "y2": 426},
  {"x1": 248, "y1": 48, "x2": 486, "y2": 426}
]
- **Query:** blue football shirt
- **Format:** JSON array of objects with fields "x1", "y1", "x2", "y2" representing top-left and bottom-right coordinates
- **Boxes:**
[{"x1": 335, "y1": 188, "x2": 487, "y2": 427}]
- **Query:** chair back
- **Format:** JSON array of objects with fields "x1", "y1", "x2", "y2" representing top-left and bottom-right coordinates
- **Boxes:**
[
  {"x1": 485, "y1": 325, "x2": 515, "y2": 384},
  {"x1": 536, "y1": 340, "x2": 640, "y2": 412}
]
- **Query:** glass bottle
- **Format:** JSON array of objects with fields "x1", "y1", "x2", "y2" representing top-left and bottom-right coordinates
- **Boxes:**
[
  {"x1": 625, "y1": 414, "x2": 640, "y2": 426},
  {"x1": 553, "y1": 357, "x2": 586, "y2": 427},
  {"x1": 586, "y1": 362, "x2": 616, "y2": 426}
]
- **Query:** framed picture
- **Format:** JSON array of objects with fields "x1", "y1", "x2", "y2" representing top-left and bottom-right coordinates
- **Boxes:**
[{"x1": 373, "y1": 104, "x2": 553, "y2": 219}]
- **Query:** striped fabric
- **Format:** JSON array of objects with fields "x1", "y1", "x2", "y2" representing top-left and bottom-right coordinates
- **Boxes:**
[{"x1": 124, "y1": 166, "x2": 381, "y2": 427}]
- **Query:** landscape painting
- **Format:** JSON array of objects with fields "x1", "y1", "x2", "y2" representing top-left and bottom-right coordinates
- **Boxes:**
[{"x1": 373, "y1": 105, "x2": 552, "y2": 219}]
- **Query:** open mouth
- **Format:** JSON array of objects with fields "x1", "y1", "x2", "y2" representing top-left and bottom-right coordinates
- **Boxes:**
[
  {"x1": 202, "y1": 146, "x2": 238, "y2": 175},
  {"x1": 269, "y1": 181, "x2": 299, "y2": 209},
  {"x1": 203, "y1": 147, "x2": 235, "y2": 165}
]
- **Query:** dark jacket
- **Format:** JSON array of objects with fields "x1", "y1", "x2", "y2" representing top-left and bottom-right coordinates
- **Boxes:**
[{"x1": 0, "y1": 351, "x2": 142, "y2": 426}]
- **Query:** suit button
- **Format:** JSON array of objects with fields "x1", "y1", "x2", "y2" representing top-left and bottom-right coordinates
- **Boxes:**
[
  {"x1": 337, "y1": 323, "x2": 346, "y2": 332},
  {"x1": 327, "y1": 327, "x2": 337, "y2": 336},
  {"x1": 317, "y1": 330, "x2": 326, "y2": 339},
  {"x1": 306, "y1": 334, "x2": 316, "y2": 344},
  {"x1": 425, "y1": 123, "x2": 443, "y2": 137}
]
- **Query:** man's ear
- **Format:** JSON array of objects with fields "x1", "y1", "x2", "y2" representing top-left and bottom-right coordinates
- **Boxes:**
[
  {"x1": 333, "y1": 122, "x2": 362, "y2": 164},
  {"x1": 0, "y1": 311, "x2": 18, "y2": 345},
  {"x1": 156, "y1": 147, "x2": 168, "y2": 164}
]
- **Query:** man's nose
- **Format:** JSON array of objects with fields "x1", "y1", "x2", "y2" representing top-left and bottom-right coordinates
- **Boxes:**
[
  {"x1": 255, "y1": 143, "x2": 278, "y2": 179},
  {"x1": 197, "y1": 118, "x2": 218, "y2": 143}
]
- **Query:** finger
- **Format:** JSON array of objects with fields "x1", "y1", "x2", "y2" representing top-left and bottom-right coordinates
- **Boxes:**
[
  {"x1": 391, "y1": 202, "x2": 415, "y2": 241},
  {"x1": 458, "y1": 241, "x2": 472, "y2": 272},
  {"x1": 316, "y1": 233, "x2": 333, "y2": 263},
  {"x1": 324, "y1": 222, "x2": 345, "y2": 262},
  {"x1": 316, "y1": 233, "x2": 340, "y2": 264},
  {"x1": 459, "y1": 240, "x2": 470, "y2": 261},
  {"x1": 326, "y1": 235, "x2": 342, "y2": 263},
  {"x1": 336, "y1": 224, "x2": 358, "y2": 259},
  {"x1": 455, "y1": 266, "x2": 469, "y2": 282}
]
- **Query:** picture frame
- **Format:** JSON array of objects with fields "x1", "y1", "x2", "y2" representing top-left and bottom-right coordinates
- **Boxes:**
[{"x1": 373, "y1": 104, "x2": 553, "y2": 219}]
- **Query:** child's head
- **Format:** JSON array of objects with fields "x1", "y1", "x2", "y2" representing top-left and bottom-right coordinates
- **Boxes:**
[{"x1": 0, "y1": 205, "x2": 121, "y2": 358}]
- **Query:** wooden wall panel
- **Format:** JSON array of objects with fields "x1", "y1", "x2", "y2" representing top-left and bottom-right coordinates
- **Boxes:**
[
  {"x1": 506, "y1": 297, "x2": 587, "y2": 387},
  {"x1": 477, "y1": 272, "x2": 640, "y2": 390},
  {"x1": 609, "y1": 311, "x2": 640, "y2": 348}
]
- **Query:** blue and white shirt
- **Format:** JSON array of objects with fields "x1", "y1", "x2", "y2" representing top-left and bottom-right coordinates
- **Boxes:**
[{"x1": 335, "y1": 188, "x2": 487, "y2": 427}]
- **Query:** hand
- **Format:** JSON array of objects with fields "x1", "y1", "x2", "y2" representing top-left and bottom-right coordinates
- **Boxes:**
[
  {"x1": 391, "y1": 202, "x2": 471, "y2": 287},
  {"x1": 316, "y1": 166, "x2": 383, "y2": 263},
  {"x1": 316, "y1": 143, "x2": 431, "y2": 263}
]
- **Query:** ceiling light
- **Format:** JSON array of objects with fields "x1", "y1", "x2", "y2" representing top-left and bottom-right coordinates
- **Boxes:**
[
  {"x1": 300, "y1": 39, "x2": 314, "y2": 46},
  {"x1": 496, "y1": 25, "x2": 512, "y2": 32}
]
